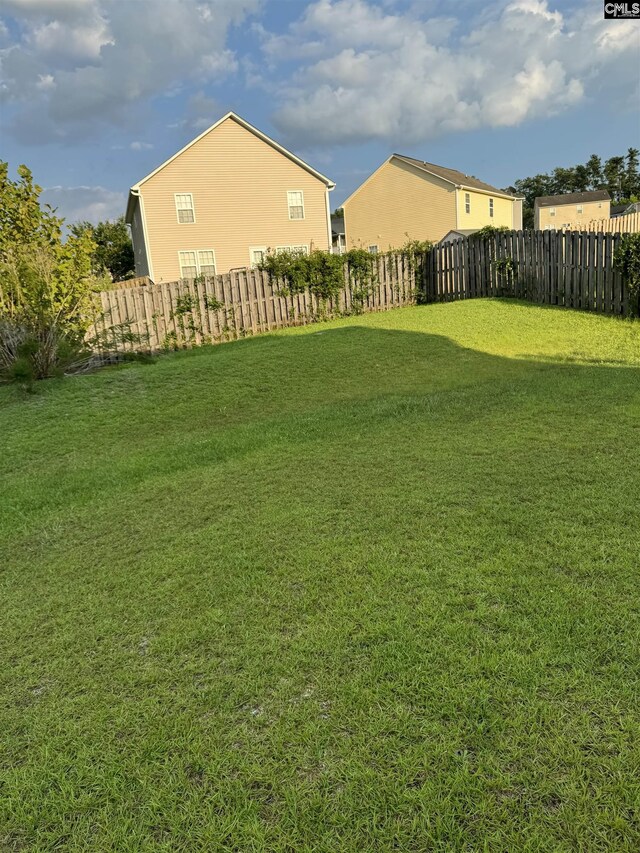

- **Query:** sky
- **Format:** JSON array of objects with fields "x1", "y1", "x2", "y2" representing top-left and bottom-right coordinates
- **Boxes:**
[{"x1": 0, "y1": 0, "x2": 638, "y2": 224}]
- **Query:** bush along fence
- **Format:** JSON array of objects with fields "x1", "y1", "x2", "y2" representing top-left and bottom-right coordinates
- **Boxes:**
[
  {"x1": 91, "y1": 229, "x2": 640, "y2": 356},
  {"x1": 91, "y1": 252, "x2": 420, "y2": 355}
]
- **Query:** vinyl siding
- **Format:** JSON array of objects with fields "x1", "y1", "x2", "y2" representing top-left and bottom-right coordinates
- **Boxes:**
[
  {"x1": 140, "y1": 117, "x2": 330, "y2": 280},
  {"x1": 343, "y1": 159, "x2": 457, "y2": 250},
  {"x1": 536, "y1": 199, "x2": 611, "y2": 230},
  {"x1": 129, "y1": 197, "x2": 150, "y2": 277},
  {"x1": 455, "y1": 189, "x2": 517, "y2": 230}
]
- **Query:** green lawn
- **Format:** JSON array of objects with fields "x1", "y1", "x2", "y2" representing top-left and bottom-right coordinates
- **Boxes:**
[{"x1": 2, "y1": 299, "x2": 640, "y2": 852}]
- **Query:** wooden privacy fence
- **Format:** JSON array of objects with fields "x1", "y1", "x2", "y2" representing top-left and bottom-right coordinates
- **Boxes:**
[
  {"x1": 92, "y1": 254, "x2": 418, "y2": 354},
  {"x1": 424, "y1": 229, "x2": 637, "y2": 316},
  {"x1": 92, "y1": 230, "x2": 636, "y2": 355},
  {"x1": 560, "y1": 210, "x2": 639, "y2": 235}
]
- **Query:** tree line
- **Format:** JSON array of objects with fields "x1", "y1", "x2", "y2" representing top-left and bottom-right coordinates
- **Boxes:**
[{"x1": 507, "y1": 148, "x2": 640, "y2": 228}]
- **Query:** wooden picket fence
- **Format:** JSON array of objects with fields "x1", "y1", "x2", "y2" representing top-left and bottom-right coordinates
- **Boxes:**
[
  {"x1": 92, "y1": 254, "x2": 418, "y2": 354},
  {"x1": 423, "y1": 229, "x2": 636, "y2": 316},
  {"x1": 91, "y1": 230, "x2": 636, "y2": 356},
  {"x1": 560, "y1": 210, "x2": 639, "y2": 235}
]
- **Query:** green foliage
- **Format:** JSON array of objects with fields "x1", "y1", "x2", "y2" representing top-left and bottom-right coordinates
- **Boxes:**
[
  {"x1": 70, "y1": 216, "x2": 135, "y2": 283},
  {"x1": 260, "y1": 248, "x2": 346, "y2": 300},
  {"x1": 473, "y1": 225, "x2": 510, "y2": 239},
  {"x1": 493, "y1": 256, "x2": 516, "y2": 278},
  {"x1": 512, "y1": 148, "x2": 640, "y2": 227},
  {"x1": 0, "y1": 162, "x2": 99, "y2": 383},
  {"x1": 173, "y1": 294, "x2": 196, "y2": 317},
  {"x1": 203, "y1": 294, "x2": 223, "y2": 312},
  {"x1": 614, "y1": 233, "x2": 640, "y2": 318},
  {"x1": 260, "y1": 242, "x2": 433, "y2": 316}
]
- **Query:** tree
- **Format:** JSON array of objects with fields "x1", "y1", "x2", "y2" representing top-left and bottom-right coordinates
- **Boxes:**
[
  {"x1": 512, "y1": 148, "x2": 640, "y2": 226},
  {"x1": 585, "y1": 154, "x2": 604, "y2": 189},
  {"x1": 603, "y1": 156, "x2": 626, "y2": 202},
  {"x1": 623, "y1": 147, "x2": 640, "y2": 199},
  {"x1": 0, "y1": 162, "x2": 97, "y2": 384},
  {"x1": 70, "y1": 216, "x2": 135, "y2": 282}
]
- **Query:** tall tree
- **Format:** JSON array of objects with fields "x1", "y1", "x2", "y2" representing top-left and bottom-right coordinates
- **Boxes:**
[
  {"x1": 70, "y1": 216, "x2": 134, "y2": 282},
  {"x1": 603, "y1": 156, "x2": 626, "y2": 202},
  {"x1": 623, "y1": 147, "x2": 640, "y2": 199},
  {"x1": 585, "y1": 154, "x2": 604, "y2": 189}
]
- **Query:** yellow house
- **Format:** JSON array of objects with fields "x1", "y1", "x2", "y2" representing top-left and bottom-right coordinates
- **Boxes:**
[
  {"x1": 534, "y1": 190, "x2": 611, "y2": 230},
  {"x1": 342, "y1": 155, "x2": 523, "y2": 251},
  {"x1": 125, "y1": 112, "x2": 335, "y2": 281}
]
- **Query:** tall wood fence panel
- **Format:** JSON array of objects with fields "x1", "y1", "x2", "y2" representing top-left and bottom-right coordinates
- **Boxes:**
[
  {"x1": 92, "y1": 254, "x2": 418, "y2": 354},
  {"x1": 423, "y1": 230, "x2": 634, "y2": 317},
  {"x1": 560, "y1": 211, "x2": 639, "y2": 235},
  {"x1": 92, "y1": 232, "x2": 635, "y2": 356}
]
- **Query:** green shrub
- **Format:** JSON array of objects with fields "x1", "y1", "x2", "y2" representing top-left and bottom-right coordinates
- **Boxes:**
[
  {"x1": 614, "y1": 233, "x2": 640, "y2": 318},
  {"x1": 0, "y1": 162, "x2": 99, "y2": 383}
]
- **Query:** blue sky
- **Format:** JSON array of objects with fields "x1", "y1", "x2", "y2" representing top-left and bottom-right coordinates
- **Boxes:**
[{"x1": 1, "y1": 0, "x2": 638, "y2": 223}]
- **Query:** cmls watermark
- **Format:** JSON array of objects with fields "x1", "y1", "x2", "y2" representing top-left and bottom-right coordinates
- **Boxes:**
[{"x1": 604, "y1": 2, "x2": 640, "y2": 17}]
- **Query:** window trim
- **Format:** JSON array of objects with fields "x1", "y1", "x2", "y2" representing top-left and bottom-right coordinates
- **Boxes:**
[
  {"x1": 464, "y1": 192, "x2": 471, "y2": 215},
  {"x1": 175, "y1": 193, "x2": 195, "y2": 224},
  {"x1": 489, "y1": 197, "x2": 494, "y2": 218},
  {"x1": 275, "y1": 244, "x2": 309, "y2": 255},
  {"x1": 548, "y1": 207, "x2": 556, "y2": 217},
  {"x1": 287, "y1": 190, "x2": 305, "y2": 220},
  {"x1": 368, "y1": 245, "x2": 379, "y2": 254},
  {"x1": 576, "y1": 204, "x2": 584, "y2": 214},
  {"x1": 178, "y1": 248, "x2": 216, "y2": 278},
  {"x1": 249, "y1": 246, "x2": 267, "y2": 268}
]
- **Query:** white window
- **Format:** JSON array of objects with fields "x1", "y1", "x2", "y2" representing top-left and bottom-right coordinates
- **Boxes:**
[
  {"x1": 368, "y1": 245, "x2": 379, "y2": 254},
  {"x1": 489, "y1": 198, "x2": 494, "y2": 218},
  {"x1": 249, "y1": 246, "x2": 267, "y2": 267},
  {"x1": 275, "y1": 245, "x2": 309, "y2": 255},
  {"x1": 287, "y1": 191, "x2": 305, "y2": 220},
  {"x1": 178, "y1": 249, "x2": 216, "y2": 278},
  {"x1": 197, "y1": 250, "x2": 216, "y2": 276},
  {"x1": 175, "y1": 193, "x2": 195, "y2": 223},
  {"x1": 576, "y1": 205, "x2": 583, "y2": 214},
  {"x1": 465, "y1": 193, "x2": 471, "y2": 214},
  {"x1": 549, "y1": 207, "x2": 556, "y2": 217},
  {"x1": 178, "y1": 251, "x2": 197, "y2": 277}
]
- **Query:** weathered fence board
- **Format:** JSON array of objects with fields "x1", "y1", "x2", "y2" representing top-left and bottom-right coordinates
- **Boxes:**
[
  {"x1": 426, "y1": 230, "x2": 632, "y2": 317},
  {"x1": 93, "y1": 230, "x2": 636, "y2": 356}
]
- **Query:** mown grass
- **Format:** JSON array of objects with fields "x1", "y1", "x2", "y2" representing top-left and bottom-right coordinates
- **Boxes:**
[{"x1": 1, "y1": 299, "x2": 640, "y2": 852}]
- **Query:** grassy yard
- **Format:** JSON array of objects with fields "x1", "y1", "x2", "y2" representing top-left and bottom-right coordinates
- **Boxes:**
[{"x1": 2, "y1": 299, "x2": 640, "y2": 852}]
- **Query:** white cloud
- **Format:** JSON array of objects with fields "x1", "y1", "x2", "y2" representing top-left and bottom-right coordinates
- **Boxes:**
[
  {"x1": 40, "y1": 184, "x2": 125, "y2": 224},
  {"x1": 1, "y1": 0, "x2": 261, "y2": 143},
  {"x1": 130, "y1": 141, "x2": 153, "y2": 151},
  {"x1": 265, "y1": 0, "x2": 640, "y2": 146}
]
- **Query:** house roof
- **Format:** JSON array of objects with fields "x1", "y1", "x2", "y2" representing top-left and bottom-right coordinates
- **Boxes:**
[
  {"x1": 125, "y1": 111, "x2": 335, "y2": 222},
  {"x1": 440, "y1": 228, "x2": 481, "y2": 242},
  {"x1": 534, "y1": 190, "x2": 611, "y2": 208},
  {"x1": 392, "y1": 155, "x2": 520, "y2": 200}
]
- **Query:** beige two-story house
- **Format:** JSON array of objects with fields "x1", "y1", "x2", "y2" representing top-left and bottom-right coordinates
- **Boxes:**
[
  {"x1": 342, "y1": 155, "x2": 523, "y2": 251},
  {"x1": 534, "y1": 190, "x2": 611, "y2": 230},
  {"x1": 125, "y1": 112, "x2": 335, "y2": 281}
]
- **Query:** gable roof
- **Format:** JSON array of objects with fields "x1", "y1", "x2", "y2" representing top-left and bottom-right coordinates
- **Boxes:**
[
  {"x1": 440, "y1": 228, "x2": 481, "y2": 242},
  {"x1": 126, "y1": 111, "x2": 335, "y2": 221},
  {"x1": 393, "y1": 155, "x2": 520, "y2": 200},
  {"x1": 342, "y1": 154, "x2": 521, "y2": 208},
  {"x1": 534, "y1": 190, "x2": 610, "y2": 208}
]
